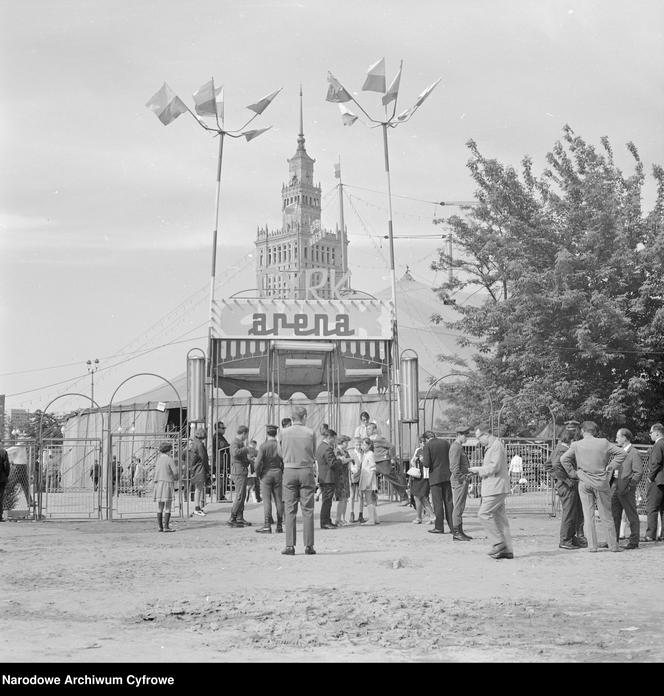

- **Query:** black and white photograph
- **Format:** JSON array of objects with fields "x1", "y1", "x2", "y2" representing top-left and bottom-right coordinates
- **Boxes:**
[{"x1": 1, "y1": 0, "x2": 663, "y2": 666}]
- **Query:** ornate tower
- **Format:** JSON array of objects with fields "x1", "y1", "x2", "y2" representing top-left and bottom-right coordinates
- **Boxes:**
[{"x1": 255, "y1": 87, "x2": 349, "y2": 299}]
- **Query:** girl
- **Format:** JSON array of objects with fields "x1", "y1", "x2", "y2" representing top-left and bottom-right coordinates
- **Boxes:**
[
  {"x1": 358, "y1": 438, "x2": 379, "y2": 525},
  {"x1": 153, "y1": 441, "x2": 179, "y2": 532},
  {"x1": 348, "y1": 437, "x2": 364, "y2": 523},
  {"x1": 409, "y1": 436, "x2": 435, "y2": 524},
  {"x1": 334, "y1": 435, "x2": 352, "y2": 526}
]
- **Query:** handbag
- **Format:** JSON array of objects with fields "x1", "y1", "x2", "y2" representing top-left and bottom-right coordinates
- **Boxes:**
[{"x1": 406, "y1": 466, "x2": 422, "y2": 479}]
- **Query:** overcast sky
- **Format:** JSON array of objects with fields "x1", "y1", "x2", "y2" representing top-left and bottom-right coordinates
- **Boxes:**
[{"x1": 1, "y1": 0, "x2": 662, "y2": 413}]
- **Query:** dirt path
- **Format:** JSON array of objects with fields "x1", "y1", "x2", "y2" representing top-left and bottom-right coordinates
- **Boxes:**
[{"x1": 1, "y1": 500, "x2": 662, "y2": 663}]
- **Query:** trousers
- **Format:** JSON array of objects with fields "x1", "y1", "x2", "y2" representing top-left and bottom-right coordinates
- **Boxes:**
[
  {"x1": 557, "y1": 481, "x2": 584, "y2": 544},
  {"x1": 451, "y1": 479, "x2": 468, "y2": 529},
  {"x1": 611, "y1": 480, "x2": 639, "y2": 544},
  {"x1": 283, "y1": 467, "x2": 315, "y2": 548},
  {"x1": 430, "y1": 481, "x2": 454, "y2": 532},
  {"x1": 477, "y1": 493, "x2": 513, "y2": 553},
  {"x1": 259, "y1": 469, "x2": 283, "y2": 525},
  {"x1": 319, "y1": 482, "x2": 336, "y2": 527},
  {"x1": 230, "y1": 473, "x2": 247, "y2": 520},
  {"x1": 578, "y1": 474, "x2": 618, "y2": 551},
  {"x1": 645, "y1": 482, "x2": 664, "y2": 539}
]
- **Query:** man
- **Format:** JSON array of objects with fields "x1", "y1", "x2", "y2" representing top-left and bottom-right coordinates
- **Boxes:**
[
  {"x1": 550, "y1": 421, "x2": 586, "y2": 550},
  {"x1": 643, "y1": 422, "x2": 664, "y2": 542},
  {"x1": 367, "y1": 422, "x2": 408, "y2": 503},
  {"x1": 469, "y1": 425, "x2": 513, "y2": 559},
  {"x1": 612, "y1": 428, "x2": 643, "y2": 549},
  {"x1": 560, "y1": 421, "x2": 626, "y2": 552},
  {"x1": 189, "y1": 428, "x2": 211, "y2": 517},
  {"x1": 254, "y1": 425, "x2": 284, "y2": 534},
  {"x1": 227, "y1": 425, "x2": 251, "y2": 528},
  {"x1": 212, "y1": 421, "x2": 230, "y2": 501},
  {"x1": 449, "y1": 426, "x2": 472, "y2": 541},
  {"x1": 422, "y1": 430, "x2": 453, "y2": 535},
  {"x1": 279, "y1": 406, "x2": 317, "y2": 555},
  {"x1": 0, "y1": 441, "x2": 10, "y2": 522},
  {"x1": 316, "y1": 428, "x2": 341, "y2": 529},
  {"x1": 89, "y1": 459, "x2": 101, "y2": 492},
  {"x1": 281, "y1": 417, "x2": 292, "y2": 430}
]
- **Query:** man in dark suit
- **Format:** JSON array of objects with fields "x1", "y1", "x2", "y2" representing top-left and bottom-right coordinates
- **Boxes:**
[
  {"x1": 612, "y1": 428, "x2": 644, "y2": 549},
  {"x1": 316, "y1": 429, "x2": 340, "y2": 529},
  {"x1": 643, "y1": 422, "x2": 664, "y2": 542},
  {"x1": 423, "y1": 430, "x2": 453, "y2": 534},
  {"x1": 0, "y1": 441, "x2": 10, "y2": 522}
]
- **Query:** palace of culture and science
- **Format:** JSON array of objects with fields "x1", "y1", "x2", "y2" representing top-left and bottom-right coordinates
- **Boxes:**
[{"x1": 254, "y1": 89, "x2": 349, "y2": 300}]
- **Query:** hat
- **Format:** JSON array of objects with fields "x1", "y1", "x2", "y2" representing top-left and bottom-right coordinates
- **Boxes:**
[
  {"x1": 194, "y1": 427, "x2": 207, "y2": 439},
  {"x1": 455, "y1": 425, "x2": 471, "y2": 434},
  {"x1": 159, "y1": 441, "x2": 173, "y2": 453},
  {"x1": 564, "y1": 420, "x2": 580, "y2": 430}
]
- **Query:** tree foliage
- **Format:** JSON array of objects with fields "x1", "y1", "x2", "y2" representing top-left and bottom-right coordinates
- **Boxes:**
[{"x1": 431, "y1": 127, "x2": 664, "y2": 438}]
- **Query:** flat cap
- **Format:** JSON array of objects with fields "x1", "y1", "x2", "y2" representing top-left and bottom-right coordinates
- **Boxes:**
[{"x1": 455, "y1": 425, "x2": 471, "y2": 434}]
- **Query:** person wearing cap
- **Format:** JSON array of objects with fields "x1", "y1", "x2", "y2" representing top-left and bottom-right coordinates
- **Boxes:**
[
  {"x1": 550, "y1": 422, "x2": 586, "y2": 550},
  {"x1": 560, "y1": 421, "x2": 626, "y2": 552},
  {"x1": 469, "y1": 425, "x2": 513, "y2": 559},
  {"x1": 153, "y1": 441, "x2": 178, "y2": 532},
  {"x1": 227, "y1": 425, "x2": 252, "y2": 528},
  {"x1": 423, "y1": 430, "x2": 454, "y2": 535},
  {"x1": 254, "y1": 425, "x2": 284, "y2": 534},
  {"x1": 449, "y1": 426, "x2": 472, "y2": 541},
  {"x1": 189, "y1": 427, "x2": 210, "y2": 517}
]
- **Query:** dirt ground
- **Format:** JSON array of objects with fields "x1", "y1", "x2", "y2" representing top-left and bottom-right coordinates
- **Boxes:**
[{"x1": 1, "y1": 498, "x2": 663, "y2": 664}]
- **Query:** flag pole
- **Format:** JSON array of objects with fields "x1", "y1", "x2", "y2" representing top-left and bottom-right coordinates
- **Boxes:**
[{"x1": 381, "y1": 122, "x2": 402, "y2": 470}]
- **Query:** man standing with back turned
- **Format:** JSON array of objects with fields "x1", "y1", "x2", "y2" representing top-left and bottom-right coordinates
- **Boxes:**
[
  {"x1": 560, "y1": 421, "x2": 626, "y2": 553},
  {"x1": 424, "y1": 430, "x2": 453, "y2": 535},
  {"x1": 279, "y1": 406, "x2": 317, "y2": 556},
  {"x1": 449, "y1": 426, "x2": 472, "y2": 541}
]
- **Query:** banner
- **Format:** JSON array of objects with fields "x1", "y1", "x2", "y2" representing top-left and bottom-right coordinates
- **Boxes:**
[{"x1": 212, "y1": 298, "x2": 394, "y2": 340}]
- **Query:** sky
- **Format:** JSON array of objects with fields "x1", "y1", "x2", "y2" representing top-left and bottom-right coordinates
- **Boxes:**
[{"x1": 1, "y1": 0, "x2": 663, "y2": 415}]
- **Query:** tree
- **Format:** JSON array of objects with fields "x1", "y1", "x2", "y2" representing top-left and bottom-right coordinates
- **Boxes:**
[{"x1": 430, "y1": 127, "x2": 664, "y2": 438}]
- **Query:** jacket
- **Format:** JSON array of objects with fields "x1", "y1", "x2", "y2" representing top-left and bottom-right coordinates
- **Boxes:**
[
  {"x1": 359, "y1": 450, "x2": 377, "y2": 491},
  {"x1": 254, "y1": 439, "x2": 283, "y2": 479},
  {"x1": 370, "y1": 434, "x2": 395, "y2": 463},
  {"x1": 560, "y1": 436, "x2": 626, "y2": 486},
  {"x1": 474, "y1": 437, "x2": 510, "y2": 496},
  {"x1": 316, "y1": 441, "x2": 340, "y2": 485},
  {"x1": 449, "y1": 441, "x2": 469, "y2": 484},
  {"x1": 230, "y1": 437, "x2": 250, "y2": 476},
  {"x1": 648, "y1": 437, "x2": 664, "y2": 486},
  {"x1": 0, "y1": 448, "x2": 10, "y2": 484},
  {"x1": 153, "y1": 453, "x2": 178, "y2": 483},
  {"x1": 614, "y1": 445, "x2": 644, "y2": 493},
  {"x1": 189, "y1": 438, "x2": 210, "y2": 478},
  {"x1": 422, "y1": 437, "x2": 451, "y2": 484}
]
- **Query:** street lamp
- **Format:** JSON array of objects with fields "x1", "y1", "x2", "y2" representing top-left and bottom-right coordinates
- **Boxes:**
[
  {"x1": 86, "y1": 359, "x2": 99, "y2": 406},
  {"x1": 325, "y1": 58, "x2": 441, "y2": 460},
  {"x1": 146, "y1": 77, "x2": 281, "y2": 445}
]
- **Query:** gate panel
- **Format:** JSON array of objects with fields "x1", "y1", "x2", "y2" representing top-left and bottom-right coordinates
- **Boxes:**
[
  {"x1": 4, "y1": 440, "x2": 36, "y2": 519},
  {"x1": 40, "y1": 437, "x2": 102, "y2": 519}
]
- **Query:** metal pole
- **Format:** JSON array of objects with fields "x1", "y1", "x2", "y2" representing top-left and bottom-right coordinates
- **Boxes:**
[
  {"x1": 381, "y1": 123, "x2": 402, "y2": 467},
  {"x1": 337, "y1": 160, "x2": 348, "y2": 288}
]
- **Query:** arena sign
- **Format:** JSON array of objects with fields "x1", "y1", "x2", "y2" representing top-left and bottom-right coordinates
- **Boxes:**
[{"x1": 211, "y1": 298, "x2": 394, "y2": 340}]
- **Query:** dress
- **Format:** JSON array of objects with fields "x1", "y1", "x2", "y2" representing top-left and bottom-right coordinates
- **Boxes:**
[
  {"x1": 409, "y1": 446, "x2": 430, "y2": 499},
  {"x1": 359, "y1": 451, "x2": 377, "y2": 491},
  {"x1": 334, "y1": 448, "x2": 351, "y2": 500},
  {"x1": 153, "y1": 453, "x2": 178, "y2": 502}
]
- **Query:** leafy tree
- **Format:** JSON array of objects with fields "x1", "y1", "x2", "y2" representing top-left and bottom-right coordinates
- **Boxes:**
[{"x1": 430, "y1": 127, "x2": 664, "y2": 439}]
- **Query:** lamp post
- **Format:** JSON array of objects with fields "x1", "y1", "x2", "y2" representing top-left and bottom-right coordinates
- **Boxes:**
[
  {"x1": 146, "y1": 78, "x2": 281, "y2": 449},
  {"x1": 86, "y1": 359, "x2": 99, "y2": 406},
  {"x1": 325, "y1": 59, "x2": 441, "y2": 463}
]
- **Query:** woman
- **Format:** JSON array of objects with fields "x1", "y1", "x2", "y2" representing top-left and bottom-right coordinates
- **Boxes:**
[
  {"x1": 334, "y1": 435, "x2": 352, "y2": 526},
  {"x1": 409, "y1": 435, "x2": 435, "y2": 524},
  {"x1": 358, "y1": 438, "x2": 379, "y2": 525},
  {"x1": 153, "y1": 441, "x2": 179, "y2": 532},
  {"x1": 354, "y1": 412, "x2": 371, "y2": 441},
  {"x1": 348, "y1": 438, "x2": 364, "y2": 523}
]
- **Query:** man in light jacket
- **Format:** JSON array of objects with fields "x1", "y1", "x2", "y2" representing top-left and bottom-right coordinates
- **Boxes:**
[
  {"x1": 560, "y1": 421, "x2": 626, "y2": 552},
  {"x1": 469, "y1": 425, "x2": 513, "y2": 559},
  {"x1": 611, "y1": 428, "x2": 643, "y2": 549}
]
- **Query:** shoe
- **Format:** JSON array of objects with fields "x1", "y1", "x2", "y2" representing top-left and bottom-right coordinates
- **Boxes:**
[
  {"x1": 490, "y1": 550, "x2": 514, "y2": 559},
  {"x1": 573, "y1": 537, "x2": 588, "y2": 548},
  {"x1": 428, "y1": 529, "x2": 444, "y2": 534},
  {"x1": 589, "y1": 548, "x2": 598, "y2": 553},
  {"x1": 488, "y1": 545, "x2": 506, "y2": 556},
  {"x1": 321, "y1": 524, "x2": 337, "y2": 530},
  {"x1": 598, "y1": 542, "x2": 609, "y2": 549},
  {"x1": 559, "y1": 542, "x2": 578, "y2": 550},
  {"x1": 412, "y1": 519, "x2": 422, "y2": 524},
  {"x1": 255, "y1": 526, "x2": 272, "y2": 534},
  {"x1": 275, "y1": 525, "x2": 283, "y2": 533},
  {"x1": 226, "y1": 520, "x2": 244, "y2": 528},
  {"x1": 281, "y1": 546, "x2": 295, "y2": 555},
  {"x1": 350, "y1": 513, "x2": 356, "y2": 523},
  {"x1": 641, "y1": 536, "x2": 657, "y2": 542},
  {"x1": 610, "y1": 547, "x2": 623, "y2": 553},
  {"x1": 193, "y1": 509, "x2": 205, "y2": 517},
  {"x1": 622, "y1": 542, "x2": 639, "y2": 550},
  {"x1": 460, "y1": 531, "x2": 473, "y2": 540},
  {"x1": 237, "y1": 520, "x2": 252, "y2": 527},
  {"x1": 357, "y1": 514, "x2": 366, "y2": 523},
  {"x1": 163, "y1": 527, "x2": 175, "y2": 533},
  {"x1": 304, "y1": 546, "x2": 316, "y2": 555}
]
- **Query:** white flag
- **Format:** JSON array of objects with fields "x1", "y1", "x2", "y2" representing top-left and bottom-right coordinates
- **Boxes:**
[{"x1": 362, "y1": 57, "x2": 386, "y2": 93}]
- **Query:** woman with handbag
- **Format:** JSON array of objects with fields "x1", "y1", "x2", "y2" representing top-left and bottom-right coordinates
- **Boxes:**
[
  {"x1": 407, "y1": 436, "x2": 435, "y2": 524},
  {"x1": 358, "y1": 438, "x2": 379, "y2": 525}
]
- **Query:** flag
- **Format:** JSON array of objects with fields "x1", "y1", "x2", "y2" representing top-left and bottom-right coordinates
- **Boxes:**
[
  {"x1": 193, "y1": 78, "x2": 222, "y2": 117},
  {"x1": 216, "y1": 86, "x2": 224, "y2": 121},
  {"x1": 325, "y1": 72, "x2": 352, "y2": 103},
  {"x1": 396, "y1": 78, "x2": 441, "y2": 121},
  {"x1": 334, "y1": 162, "x2": 341, "y2": 179},
  {"x1": 242, "y1": 126, "x2": 271, "y2": 142},
  {"x1": 246, "y1": 88, "x2": 281, "y2": 115},
  {"x1": 362, "y1": 57, "x2": 386, "y2": 93},
  {"x1": 338, "y1": 103, "x2": 358, "y2": 126},
  {"x1": 382, "y1": 63, "x2": 402, "y2": 106},
  {"x1": 146, "y1": 83, "x2": 188, "y2": 126}
]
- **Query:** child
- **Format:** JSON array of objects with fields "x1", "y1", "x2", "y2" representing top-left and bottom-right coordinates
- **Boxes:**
[
  {"x1": 245, "y1": 439, "x2": 261, "y2": 503},
  {"x1": 334, "y1": 435, "x2": 352, "y2": 526},
  {"x1": 348, "y1": 437, "x2": 364, "y2": 523},
  {"x1": 153, "y1": 441, "x2": 178, "y2": 532},
  {"x1": 358, "y1": 438, "x2": 379, "y2": 525}
]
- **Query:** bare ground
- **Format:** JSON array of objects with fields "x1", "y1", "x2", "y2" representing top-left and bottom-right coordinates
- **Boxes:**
[{"x1": 1, "y1": 500, "x2": 663, "y2": 663}]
